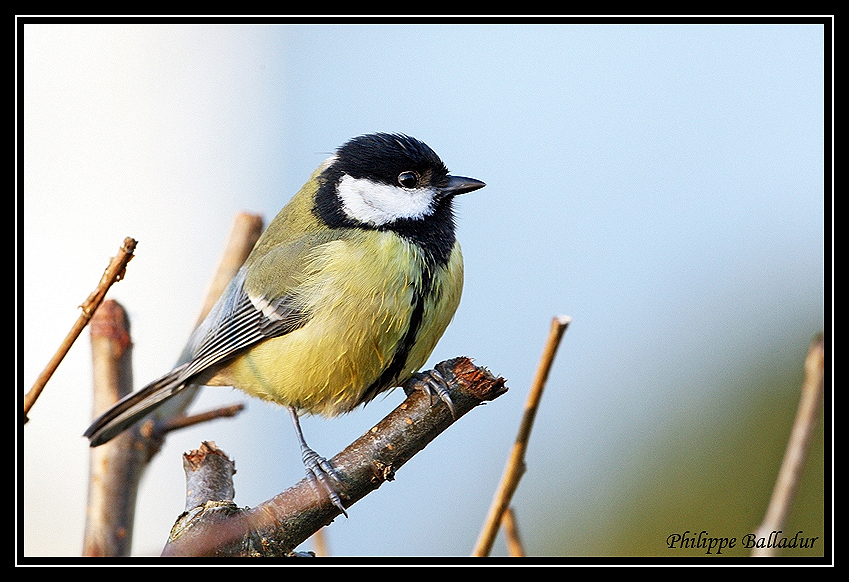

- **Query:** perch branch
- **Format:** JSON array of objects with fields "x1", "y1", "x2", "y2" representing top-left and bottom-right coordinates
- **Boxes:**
[{"x1": 161, "y1": 358, "x2": 507, "y2": 557}]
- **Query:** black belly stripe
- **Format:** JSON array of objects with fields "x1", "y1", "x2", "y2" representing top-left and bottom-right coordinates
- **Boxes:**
[{"x1": 358, "y1": 263, "x2": 431, "y2": 405}]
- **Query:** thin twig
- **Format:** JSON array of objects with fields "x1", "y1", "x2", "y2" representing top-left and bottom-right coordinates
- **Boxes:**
[
  {"x1": 501, "y1": 507, "x2": 526, "y2": 557},
  {"x1": 472, "y1": 315, "x2": 571, "y2": 557},
  {"x1": 751, "y1": 334, "x2": 825, "y2": 557},
  {"x1": 151, "y1": 404, "x2": 246, "y2": 437},
  {"x1": 24, "y1": 237, "x2": 137, "y2": 418}
]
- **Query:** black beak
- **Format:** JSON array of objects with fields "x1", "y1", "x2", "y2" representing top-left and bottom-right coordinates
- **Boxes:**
[{"x1": 441, "y1": 175, "x2": 486, "y2": 196}]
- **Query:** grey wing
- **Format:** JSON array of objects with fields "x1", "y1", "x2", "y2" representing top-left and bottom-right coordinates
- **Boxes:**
[{"x1": 179, "y1": 267, "x2": 308, "y2": 381}]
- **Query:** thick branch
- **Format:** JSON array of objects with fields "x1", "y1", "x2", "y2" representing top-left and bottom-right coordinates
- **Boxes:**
[
  {"x1": 161, "y1": 357, "x2": 507, "y2": 557},
  {"x1": 83, "y1": 300, "x2": 146, "y2": 557},
  {"x1": 182, "y1": 441, "x2": 237, "y2": 510}
]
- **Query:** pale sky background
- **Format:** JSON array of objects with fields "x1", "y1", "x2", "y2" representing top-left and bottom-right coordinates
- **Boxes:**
[{"x1": 20, "y1": 20, "x2": 827, "y2": 559}]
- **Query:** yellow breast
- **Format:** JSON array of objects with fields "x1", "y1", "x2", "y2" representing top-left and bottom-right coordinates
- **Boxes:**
[{"x1": 207, "y1": 229, "x2": 463, "y2": 416}]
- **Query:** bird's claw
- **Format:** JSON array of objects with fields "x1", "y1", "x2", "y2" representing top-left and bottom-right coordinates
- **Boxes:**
[
  {"x1": 301, "y1": 446, "x2": 348, "y2": 517},
  {"x1": 406, "y1": 369, "x2": 456, "y2": 419}
]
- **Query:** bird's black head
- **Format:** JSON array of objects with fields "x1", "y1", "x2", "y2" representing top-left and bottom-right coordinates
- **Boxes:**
[
  {"x1": 314, "y1": 133, "x2": 485, "y2": 266},
  {"x1": 333, "y1": 133, "x2": 450, "y2": 193}
]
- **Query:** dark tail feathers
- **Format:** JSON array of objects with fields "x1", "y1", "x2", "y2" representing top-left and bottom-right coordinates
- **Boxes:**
[{"x1": 84, "y1": 363, "x2": 191, "y2": 447}]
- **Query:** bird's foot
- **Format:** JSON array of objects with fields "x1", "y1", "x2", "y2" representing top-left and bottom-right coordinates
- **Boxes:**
[
  {"x1": 300, "y1": 446, "x2": 348, "y2": 517},
  {"x1": 405, "y1": 369, "x2": 456, "y2": 419}
]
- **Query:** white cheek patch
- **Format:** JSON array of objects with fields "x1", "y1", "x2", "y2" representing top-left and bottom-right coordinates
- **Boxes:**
[{"x1": 337, "y1": 174, "x2": 436, "y2": 226}]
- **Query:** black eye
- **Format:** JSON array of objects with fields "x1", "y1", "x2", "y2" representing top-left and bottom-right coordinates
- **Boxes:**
[{"x1": 397, "y1": 171, "x2": 419, "y2": 189}]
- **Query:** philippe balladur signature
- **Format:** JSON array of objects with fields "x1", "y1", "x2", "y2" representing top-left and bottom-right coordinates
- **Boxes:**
[{"x1": 666, "y1": 530, "x2": 819, "y2": 555}]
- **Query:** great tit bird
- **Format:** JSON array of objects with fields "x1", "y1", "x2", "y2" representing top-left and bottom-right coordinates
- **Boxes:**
[{"x1": 84, "y1": 133, "x2": 485, "y2": 515}]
